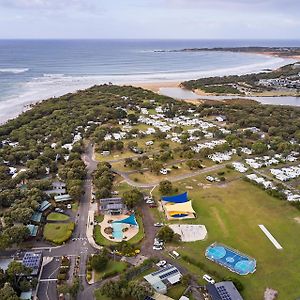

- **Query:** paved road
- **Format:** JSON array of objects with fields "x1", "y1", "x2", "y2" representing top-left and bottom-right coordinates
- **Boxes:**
[
  {"x1": 37, "y1": 257, "x2": 61, "y2": 300},
  {"x1": 10, "y1": 142, "x2": 210, "y2": 300},
  {"x1": 33, "y1": 142, "x2": 100, "y2": 300},
  {"x1": 112, "y1": 162, "x2": 229, "y2": 188}
]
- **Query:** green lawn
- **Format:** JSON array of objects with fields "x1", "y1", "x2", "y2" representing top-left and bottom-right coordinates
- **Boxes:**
[
  {"x1": 46, "y1": 212, "x2": 70, "y2": 222},
  {"x1": 72, "y1": 201, "x2": 79, "y2": 212},
  {"x1": 167, "y1": 283, "x2": 188, "y2": 300},
  {"x1": 93, "y1": 225, "x2": 116, "y2": 247},
  {"x1": 167, "y1": 178, "x2": 300, "y2": 300},
  {"x1": 43, "y1": 222, "x2": 75, "y2": 245},
  {"x1": 94, "y1": 260, "x2": 128, "y2": 282}
]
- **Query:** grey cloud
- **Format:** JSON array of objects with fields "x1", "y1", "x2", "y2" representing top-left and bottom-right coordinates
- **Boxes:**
[{"x1": 0, "y1": 0, "x2": 96, "y2": 10}]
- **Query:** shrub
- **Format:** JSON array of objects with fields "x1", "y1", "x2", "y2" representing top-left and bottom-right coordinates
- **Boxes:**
[
  {"x1": 57, "y1": 273, "x2": 67, "y2": 281},
  {"x1": 102, "y1": 270, "x2": 119, "y2": 279}
]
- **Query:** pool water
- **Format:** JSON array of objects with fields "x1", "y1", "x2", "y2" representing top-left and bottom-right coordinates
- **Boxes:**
[{"x1": 112, "y1": 223, "x2": 124, "y2": 240}]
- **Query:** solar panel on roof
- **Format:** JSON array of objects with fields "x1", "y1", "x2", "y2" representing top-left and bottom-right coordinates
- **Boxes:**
[{"x1": 159, "y1": 269, "x2": 179, "y2": 280}]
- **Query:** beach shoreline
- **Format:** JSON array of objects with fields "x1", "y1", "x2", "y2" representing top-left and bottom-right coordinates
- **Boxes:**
[{"x1": 0, "y1": 50, "x2": 298, "y2": 125}]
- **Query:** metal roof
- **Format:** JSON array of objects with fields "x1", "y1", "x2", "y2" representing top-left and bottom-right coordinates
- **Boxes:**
[{"x1": 22, "y1": 251, "x2": 43, "y2": 276}]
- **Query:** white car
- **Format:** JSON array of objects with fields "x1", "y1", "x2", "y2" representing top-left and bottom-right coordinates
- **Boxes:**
[
  {"x1": 154, "y1": 223, "x2": 164, "y2": 227},
  {"x1": 67, "y1": 204, "x2": 72, "y2": 209},
  {"x1": 160, "y1": 168, "x2": 168, "y2": 175},
  {"x1": 156, "y1": 260, "x2": 167, "y2": 267},
  {"x1": 169, "y1": 250, "x2": 180, "y2": 259},
  {"x1": 153, "y1": 245, "x2": 163, "y2": 251},
  {"x1": 146, "y1": 199, "x2": 154, "y2": 204},
  {"x1": 203, "y1": 274, "x2": 215, "y2": 284}
]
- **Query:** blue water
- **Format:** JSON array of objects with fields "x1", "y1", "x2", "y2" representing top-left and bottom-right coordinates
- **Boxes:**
[
  {"x1": 206, "y1": 244, "x2": 256, "y2": 275},
  {"x1": 0, "y1": 39, "x2": 299, "y2": 122},
  {"x1": 160, "y1": 87, "x2": 300, "y2": 107},
  {"x1": 112, "y1": 222, "x2": 124, "y2": 240}
]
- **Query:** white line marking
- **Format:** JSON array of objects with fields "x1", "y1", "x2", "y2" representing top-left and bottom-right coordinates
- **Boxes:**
[{"x1": 259, "y1": 225, "x2": 283, "y2": 250}]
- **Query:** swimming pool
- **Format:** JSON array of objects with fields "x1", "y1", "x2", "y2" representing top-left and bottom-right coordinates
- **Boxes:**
[
  {"x1": 112, "y1": 222, "x2": 124, "y2": 240},
  {"x1": 205, "y1": 243, "x2": 256, "y2": 275}
]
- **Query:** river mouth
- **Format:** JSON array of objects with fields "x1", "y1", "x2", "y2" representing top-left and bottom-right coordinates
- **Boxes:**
[{"x1": 159, "y1": 87, "x2": 300, "y2": 107}]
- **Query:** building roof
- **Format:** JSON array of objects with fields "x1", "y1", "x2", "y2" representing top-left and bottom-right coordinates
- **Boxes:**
[
  {"x1": 144, "y1": 265, "x2": 182, "y2": 294},
  {"x1": 99, "y1": 197, "x2": 123, "y2": 204},
  {"x1": 38, "y1": 200, "x2": 51, "y2": 212},
  {"x1": 207, "y1": 281, "x2": 244, "y2": 300},
  {"x1": 30, "y1": 212, "x2": 42, "y2": 223},
  {"x1": 22, "y1": 251, "x2": 43, "y2": 276},
  {"x1": 52, "y1": 181, "x2": 66, "y2": 188},
  {"x1": 164, "y1": 201, "x2": 196, "y2": 214},
  {"x1": 20, "y1": 291, "x2": 33, "y2": 300},
  {"x1": 0, "y1": 258, "x2": 13, "y2": 271},
  {"x1": 207, "y1": 284, "x2": 222, "y2": 300},
  {"x1": 54, "y1": 194, "x2": 72, "y2": 202},
  {"x1": 113, "y1": 214, "x2": 138, "y2": 226},
  {"x1": 161, "y1": 192, "x2": 188, "y2": 203},
  {"x1": 215, "y1": 281, "x2": 244, "y2": 300},
  {"x1": 103, "y1": 203, "x2": 124, "y2": 210},
  {"x1": 27, "y1": 224, "x2": 38, "y2": 237}
]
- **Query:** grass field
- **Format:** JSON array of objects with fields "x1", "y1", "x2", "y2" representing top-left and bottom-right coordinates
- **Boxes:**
[
  {"x1": 94, "y1": 260, "x2": 128, "y2": 282},
  {"x1": 46, "y1": 212, "x2": 70, "y2": 221},
  {"x1": 163, "y1": 177, "x2": 300, "y2": 299},
  {"x1": 166, "y1": 283, "x2": 188, "y2": 300},
  {"x1": 43, "y1": 222, "x2": 75, "y2": 245}
]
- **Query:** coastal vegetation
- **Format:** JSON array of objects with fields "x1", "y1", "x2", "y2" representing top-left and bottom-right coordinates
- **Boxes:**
[
  {"x1": 1, "y1": 81, "x2": 300, "y2": 299},
  {"x1": 182, "y1": 62, "x2": 300, "y2": 95}
]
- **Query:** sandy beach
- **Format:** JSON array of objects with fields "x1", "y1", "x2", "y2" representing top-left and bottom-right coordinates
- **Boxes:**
[{"x1": 130, "y1": 81, "x2": 180, "y2": 92}]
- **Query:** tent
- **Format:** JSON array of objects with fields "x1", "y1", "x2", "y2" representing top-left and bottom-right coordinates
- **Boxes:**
[
  {"x1": 113, "y1": 214, "x2": 138, "y2": 226},
  {"x1": 164, "y1": 201, "x2": 196, "y2": 215},
  {"x1": 161, "y1": 192, "x2": 188, "y2": 203}
]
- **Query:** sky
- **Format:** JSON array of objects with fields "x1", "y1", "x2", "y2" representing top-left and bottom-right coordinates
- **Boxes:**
[{"x1": 0, "y1": 0, "x2": 299, "y2": 39}]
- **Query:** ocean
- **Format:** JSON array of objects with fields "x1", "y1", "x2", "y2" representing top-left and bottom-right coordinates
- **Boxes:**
[{"x1": 0, "y1": 39, "x2": 299, "y2": 122}]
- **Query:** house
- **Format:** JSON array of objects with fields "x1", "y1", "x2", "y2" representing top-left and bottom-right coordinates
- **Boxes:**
[
  {"x1": 30, "y1": 212, "x2": 43, "y2": 224},
  {"x1": 38, "y1": 200, "x2": 52, "y2": 212},
  {"x1": 20, "y1": 291, "x2": 33, "y2": 300},
  {"x1": 26, "y1": 224, "x2": 39, "y2": 237},
  {"x1": 144, "y1": 265, "x2": 182, "y2": 294},
  {"x1": 206, "y1": 281, "x2": 244, "y2": 300},
  {"x1": 99, "y1": 198, "x2": 127, "y2": 215},
  {"x1": 54, "y1": 194, "x2": 72, "y2": 203},
  {"x1": 45, "y1": 181, "x2": 66, "y2": 196},
  {"x1": 215, "y1": 115, "x2": 227, "y2": 122},
  {"x1": 101, "y1": 151, "x2": 111, "y2": 156},
  {"x1": 146, "y1": 141, "x2": 154, "y2": 146},
  {"x1": 22, "y1": 251, "x2": 43, "y2": 276}
]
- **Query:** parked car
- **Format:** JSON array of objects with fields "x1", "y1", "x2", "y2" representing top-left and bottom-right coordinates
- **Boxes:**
[
  {"x1": 154, "y1": 238, "x2": 164, "y2": 247},
  {"x1": 154, "y1": 223, "x2": 164, "y2": 227},
  {"x1": 169, "y1": 250, "x2": 180, "y2": 259},
  {"x1": 67, "y1": 204, "x2": 72, "y2": 209},
  {"x1": 160, "y1": 168, "x2": 168, "y2": 175},
  {"x1": 153, "y1": 245, "x2": 163, "y2": 251},
  {"x1": 156, "y1": 260, "x2": 167, "y2": 267},
  {"x1": 203, "y1": 274, "x2": 215, "y2": 284},
  {"x1": 55, "y1": 208, "x2": 64, "y2": 213}
]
